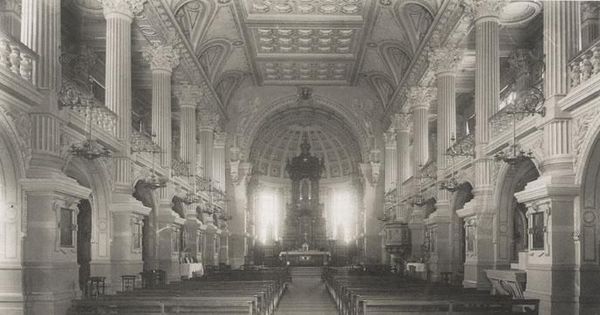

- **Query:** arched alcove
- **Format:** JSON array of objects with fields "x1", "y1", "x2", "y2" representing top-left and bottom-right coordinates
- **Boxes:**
[
  {"x1": 494, "y1": 159, "x2": 540, "y2": 267},
  {"x1": 451, "y1": 182, "x2": 474, "y2": 284}
]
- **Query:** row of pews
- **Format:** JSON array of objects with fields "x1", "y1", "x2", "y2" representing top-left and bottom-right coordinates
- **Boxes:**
[
  {"x1": 323, "y1": 267, "x2": 539, "y2": 315},
  {"x1": 69, "y1": 267, "x2": 290, "y2": 315}
]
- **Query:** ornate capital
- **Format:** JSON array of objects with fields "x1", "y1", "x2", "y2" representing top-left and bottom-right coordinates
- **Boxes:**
[
  {"x1": 429, "y1": 48, "x2": 463, "y2": 75},
  {"x1": 407, "y1": 86, "x2": 436, "y2": 111},
  {"x1": 197, "y1": 109, "x2": 219, "y2": 130},
  {"x1": 384, "y1": 131, "x2": 396, "y2": 148},
  {"x1": 395, "y1": 113, "x2": 412, "y2": 132},
  {"x1": 100, "y1": 0, "x2": 147, "y2": 18},
  {"x1": 214, "y1": 131, "x2": 227, "y2": 147},
  {"x1": 174, "y1": 84, "x2": 202, "y2": 108},
  {"x1": 462, "y1": 0, "x2": 508, "y2": 22},
  {"x1": 142, "y1": 44, "x2": 180, "y2": 72}
]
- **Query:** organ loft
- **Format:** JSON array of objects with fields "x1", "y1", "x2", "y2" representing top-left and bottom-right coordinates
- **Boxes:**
[{"x1": 283, "y1": 133, "x2": 327, "y2": 251}]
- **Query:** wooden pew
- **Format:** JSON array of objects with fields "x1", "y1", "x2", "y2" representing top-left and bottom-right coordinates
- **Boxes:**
[{"x1": 322, "y1": 267, "x2": 539, "y2": 315}]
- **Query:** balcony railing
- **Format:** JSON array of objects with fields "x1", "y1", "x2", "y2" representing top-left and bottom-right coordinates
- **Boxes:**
[
  {"x1": 0, "y1": 30, "x2": 37, "y2": 84},
  {"x1": 59, "y1": 77, "x2": 117, "y2": 136},
  {"x1": 569, "y1": 39, "x2": 600, "y2": 89}
]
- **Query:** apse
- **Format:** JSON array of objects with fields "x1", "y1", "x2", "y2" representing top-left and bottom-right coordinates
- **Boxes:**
[{"x1": 248, "y1": 106, "x2": 362, "y2": 246}]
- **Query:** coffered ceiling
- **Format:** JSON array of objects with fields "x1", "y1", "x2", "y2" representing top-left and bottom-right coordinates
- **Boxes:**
[{"x1": 237, "y1": 0, "x2": 374, "y2": 86}]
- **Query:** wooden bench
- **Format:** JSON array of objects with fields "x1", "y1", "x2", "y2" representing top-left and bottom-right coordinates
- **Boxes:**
[{"x1": 322, "y1": 267, "x2": 539, "y2": 315}]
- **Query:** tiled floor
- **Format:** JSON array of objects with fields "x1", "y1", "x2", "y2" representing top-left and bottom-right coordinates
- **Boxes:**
[{"x1": 275, "y1": 267, "x2": 338, "y2": 315}]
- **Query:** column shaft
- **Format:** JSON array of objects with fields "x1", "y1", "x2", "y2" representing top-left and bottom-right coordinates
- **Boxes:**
[
  {"x1": 151, "y1": 70, "x2": 172, "y2": 168},
  {"x1": 413, "y1": 107, "x2": 429, "y2": 167},
  {"x1": 104, "y1": 14, "x2": 132, "y2": 141},
  {"x1": 474, "y1": 18, "x2": 499, "y2": 148},
  {"x1": 198, "y1": 129, "x2": 214, "y2": 179},
  {"x1": 180, "y1": 105, "x2": 197, "y2": 172},
  {"x1": 21, "y1": 0, "x2": 60, "y2": 91},
  {"x1": 213, "y1": 133, "x2": 226, "y2": 190}
]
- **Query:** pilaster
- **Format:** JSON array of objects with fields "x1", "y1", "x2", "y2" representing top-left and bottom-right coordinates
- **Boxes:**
[{"x1": 407, "y1": 86, "x2": 435, "y2": 168}]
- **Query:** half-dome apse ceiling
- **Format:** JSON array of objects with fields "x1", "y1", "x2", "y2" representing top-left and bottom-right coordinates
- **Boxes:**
[{"x1": 250, "y1": 106, "x2": 361, "y2": 179}]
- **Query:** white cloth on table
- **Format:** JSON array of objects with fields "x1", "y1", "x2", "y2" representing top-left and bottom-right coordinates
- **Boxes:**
[{"x1": 179, "y1": 263, "x2": 204, "y2": 279}]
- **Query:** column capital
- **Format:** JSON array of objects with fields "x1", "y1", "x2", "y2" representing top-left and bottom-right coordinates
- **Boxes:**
[
  {"x1": 100, "y1": 0, "x2": 147, "y2": 19},
  {"x1": 384, "y1": 131, "x2": 396, "y2": 148},
  {"x1": 462, "y1": 0, "x2": 508, "y2": 22},
  {"x1": 174, "y1": 84, "x2": 202, "y2": 108},
  {"x1": 407, "y1": 86, "x2": 436, "y2": 111},
  {"x1": 143, "y1": 44, "x2": 180, "y2": 73},
  {"x1": 429, "y1": 48, "x2": 463, "y2": 75},
  {"x1": 214, "y1": 131, "x2": 227, "y2": 147},
  {"x1": 395, "y1": 113, "x2": 412, "y2": 132},
  {"x1": 197, "y1": 109, "x2": 219, "y2": 130}
]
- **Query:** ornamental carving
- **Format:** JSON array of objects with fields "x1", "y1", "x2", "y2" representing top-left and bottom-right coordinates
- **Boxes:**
[
  {"x1": 395, "y1": 113, "x2": 412, "y2": 132},
  {"x1": 99, "y1": 0, "x2": 147, "y2": 16},
  {"x1": 428, "y1": 48, "x2": 463, "y2": 74},
  {"x1": 197, "y1": 109, "x2": 219, "y2": 130},
  {"x1": 407, "y1": 86, "x2": 436, "y2": 110},
  {"x1": 174, "y1": 84, "x2": 202, "y2": 107},
  {"x1": 574, "y1": 108, "x2": 600, "y2": 169},
  {"x1": 248, "y1": 0, "x2": 364, "y2": 16},
  {"x1": 462, "y1": 0, "x2": 509, "y2": 21},
  {"x1": 142, "y1": 44, "x2": 180, "y2": 71},
  {"x1": 1, "y1": 107, "x2": 32, "y2": 170}
]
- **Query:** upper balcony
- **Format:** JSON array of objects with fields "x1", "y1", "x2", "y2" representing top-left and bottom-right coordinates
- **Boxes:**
[{"x1": 0, "y1": 29, "x2": 41, "y2": 104}]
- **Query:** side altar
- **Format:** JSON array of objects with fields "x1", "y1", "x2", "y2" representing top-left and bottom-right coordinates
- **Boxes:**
[{"x1": 282, "y1": 133, "x2": 328, "y2": 251}]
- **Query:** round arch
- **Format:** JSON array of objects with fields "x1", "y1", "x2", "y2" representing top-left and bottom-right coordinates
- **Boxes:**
[
  {"x1": 64, "y1": 158, "x2": 113, "y2": 262},
  {"x1": 240, "y1": 94, "x2": 372, "y2": 160},
  {"x1": 492, "y1": 159, "x2": 540, "y2": 267}
]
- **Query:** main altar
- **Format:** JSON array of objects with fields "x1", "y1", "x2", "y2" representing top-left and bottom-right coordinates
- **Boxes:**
[{"x1": 282, "y1": 133, "x2": 328, "y2": 251}]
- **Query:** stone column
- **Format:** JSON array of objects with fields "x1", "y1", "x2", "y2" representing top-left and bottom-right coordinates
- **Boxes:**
[
  {"x1": 408, "y1": 87, "x2": 435, "y2": 168},
  {"x1": 229, "y1": 157, "x2": 252, "y2": 268},
  {"x1": 175, "y1": 85, "x2": 199, "y2": 175},
  {"x1": 213, "y1": 131, "x2": 226, "y2": 191},
  {"x1": 100, "y1": 0, "x2": 146, "y2": 194},
  {"x1": 143, "y1": 44, "x2": 179, "y2": 168},
  {"x1": 1, "y1": 0, "x2": 20, "y2": 38},
  {"x1": 99, "y1": 0, "x2": 150, "y2": 291},
  {"x1": 462, "y1": 0, "x2": 505, "y2": 289},
  {"x1": 143, "y1": 44, "x2": 180, "y2": 279},
  {"x1": 581, "y1": 2, "x2": 599, "y2": 49},
  {"x1": 21, "y1": 0, "x2": 61, "y2": 91},
  {"x1": 384, "y1": 130, "x2": 397, "y2": 193},
  {"x1": 395, "y1": 113, "x2": 411, "y2": 222},
  {"x1": 514, "y1": 2, "x2": 580, "y2": 314},
  {"x1": 197, "y1": 109, "x2": 217, "y2": 179},
  {"x1": 428, "y1": 48, "x2": 462, "y2": 282}
]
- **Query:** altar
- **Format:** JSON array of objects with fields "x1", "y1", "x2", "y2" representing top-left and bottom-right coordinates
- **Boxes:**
[{"x1": 279, "y1": 250, "x2": 331, "y2": 266}]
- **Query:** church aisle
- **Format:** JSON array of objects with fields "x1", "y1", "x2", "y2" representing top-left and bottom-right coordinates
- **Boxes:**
[{"x1": 275, "y1": 267, "x2": 338, "y2": 315}]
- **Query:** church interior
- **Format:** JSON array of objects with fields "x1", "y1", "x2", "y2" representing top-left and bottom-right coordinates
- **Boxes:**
[{"x1": 0, "y1": 0, "x2": 599, "y2": 314}]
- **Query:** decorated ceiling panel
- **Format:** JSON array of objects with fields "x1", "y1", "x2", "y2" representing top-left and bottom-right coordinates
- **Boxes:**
[{"x1": 245, "y1": 0, "x2": 365, "y2": 16}]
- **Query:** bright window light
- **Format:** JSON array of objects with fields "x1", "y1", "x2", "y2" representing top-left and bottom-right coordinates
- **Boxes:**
[
  {"x1": 258, "y1": 191, "x2": 279, "y2": 244},
  {"x1": 331, "y1": 190, "x2": 354, "y2": 243}
]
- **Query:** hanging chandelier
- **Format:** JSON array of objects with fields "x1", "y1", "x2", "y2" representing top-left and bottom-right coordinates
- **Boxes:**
[
  {"x1": 440, "y1": 136, "x2": 462, "y2": 192},
  {"x1": 411, "y1": 164, "x2": 431, "y2": 207},
  {"x1": 69, "y1": 106, "x2": 111, "y2": 160},
  {"x1": 138, "y1": 134, "x2": 168, "y2": 190}
]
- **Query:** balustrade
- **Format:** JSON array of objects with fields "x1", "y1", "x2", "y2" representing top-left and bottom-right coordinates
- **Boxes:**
[
  {"x1": 0, "y1": 30, "x2": 37, "y2": 84},
  {"x1": 569, "y1": 38, "x2": 600, "y2": 88}
]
